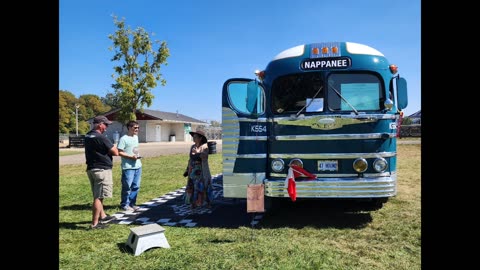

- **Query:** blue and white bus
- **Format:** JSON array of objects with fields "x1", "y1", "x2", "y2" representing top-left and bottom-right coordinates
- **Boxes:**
[{"x1": 221, "y1": 42, "x2": 408, "y2": 210}]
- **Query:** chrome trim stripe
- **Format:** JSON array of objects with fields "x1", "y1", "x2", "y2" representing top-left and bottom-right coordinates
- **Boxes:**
[
  {"x1": 270, "y1": 172, "x2": 391, "y2": 178},
  {"x1": 222, "y1": 131, "x2": 241, "y2": 135},
  {"x1": 223, "y1": 150, "x2": 240, "y2": 154},
  {"x1": 276, "y1": 133, "x2": 395, "y2": 140},
  {"x1": 221, "y1": 108, "x2": 268, "y2": 122},
  {"x1": 222, "y1": 172, "x2": 256, "y2": 176},
  {"x1": 272, "y1": 114, "x2": 396, "y2": 121},
  {"x1": 223, "y1": 140, "x2": 240, "y2": 144},
  {"x1": 222, "y1": 135, "x2": 268, "y2": 141},
  {"x1": 223, "y1": 153, "x2": 267, "y2": 159},
  {"x1": 222, "y1": 137, "x2": 239, "y2": 142},
  {"x1": 239, "y1": 136, "x2": 268, "y2": 141},
  {"x1": 264, "y1": 175, "x2": 397, "y2": 198},
  {"x1": 222, "y1": 173, "x2": 266, "y2": 197},
  {"x1": 234, "y1": 118, "x2": 269, "y2": 122},
  {"x1": 221, "y1": 111, "x2": 397, "y2": 123},
  {"x1": 221, "y1": 173, "x2": 397, "y2": 198},
  {"x1": 270, "y1": 151, "x2": 395, "y2": 159},
  {"x1": 222, "y1": 108, "x2": 240, "y2": 176}
]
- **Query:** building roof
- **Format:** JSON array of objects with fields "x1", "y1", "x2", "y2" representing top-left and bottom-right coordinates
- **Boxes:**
[
  {"x1": 408, "y1": 110, "x2": 421, "y2": 118},
  {"x1": 101, "y1": 108, "x2": 207, "y2": 124},
  {"x1": 142, "y1": 109, "x2": 206, "y2": 124}
]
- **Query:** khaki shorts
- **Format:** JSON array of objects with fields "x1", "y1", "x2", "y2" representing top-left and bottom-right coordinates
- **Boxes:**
[{"x1": 87, "y1": 169, "x2": 113, "y2": 199}]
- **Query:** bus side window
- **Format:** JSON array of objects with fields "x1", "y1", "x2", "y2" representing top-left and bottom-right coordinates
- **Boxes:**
[
  {"x1": 247, "y1": 81, "x2": 259, "y2": 113},
  {"x1": 387, "y1": 79, "x2": 397, "y2": 111},
  {"x1": 389, "y1": 79, "x2": 395, "y2": 101},
  {"x1": 227, "y1": 81, "x2": 264, "y2": 116}
]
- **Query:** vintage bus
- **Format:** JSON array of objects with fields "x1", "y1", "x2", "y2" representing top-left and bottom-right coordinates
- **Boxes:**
[{"x1": 221, "y1": 42, "x2": 408, "y2": 210}]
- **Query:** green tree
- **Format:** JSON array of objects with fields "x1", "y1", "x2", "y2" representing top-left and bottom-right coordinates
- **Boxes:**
[
  {"x1": 78, "y1": 94, "x2": 111, "y2": 118},
  {"x1": 77, "y1": 94, "x2": 112, "y2": 134},
  {"x1": 101, "y1": 92, "x2": 120, "y2": 108},
  {"x1": 402, "y1": 117, "x2": 413, "y2": 125},
  {"x1": 108, "y1": 15, "x2": 170, "y2": 124},
  {"x1": 59, "y1": 90, "x2": 77, "y2": 133},
  {"x1": 210, "y1": 120, "x2": 221, "y2": 127},
  {"x1": 59, "y1": 91, "x2": 112, "y2": 134}
]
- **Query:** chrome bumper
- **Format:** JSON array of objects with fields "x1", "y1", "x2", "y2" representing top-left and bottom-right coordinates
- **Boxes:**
[{"x1": 264, "y1": 174, "x2": 396, "y2": 198}]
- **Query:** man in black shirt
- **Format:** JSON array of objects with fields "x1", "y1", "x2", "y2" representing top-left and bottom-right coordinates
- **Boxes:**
[{"x1": 84, "y1": 115, "x2": 119, "y2": 229}]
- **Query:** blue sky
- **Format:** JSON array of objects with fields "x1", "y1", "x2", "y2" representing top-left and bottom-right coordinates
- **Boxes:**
[{"x1": 60, "y1": 0, "x2": 421, "y2": 123}]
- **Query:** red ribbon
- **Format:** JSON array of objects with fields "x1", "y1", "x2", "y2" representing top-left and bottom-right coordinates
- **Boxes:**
[
  {"x1": 290, "y1": 164, "x2": 316, "y2": 180},
  {"x1": 285, "y1": 165, "x2": 316, "y2": 202}
]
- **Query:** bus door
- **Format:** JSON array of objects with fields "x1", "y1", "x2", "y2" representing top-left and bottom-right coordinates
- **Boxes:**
[{"x1": 221, "y1": 79, "x2": 267, "y2": 198}]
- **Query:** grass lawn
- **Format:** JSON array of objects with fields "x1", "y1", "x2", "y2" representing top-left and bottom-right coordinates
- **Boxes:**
[
  {"x1": 59, "y1": 150, "x2": 84, "y2": 156},
  {"x1": 59, "y1": 144, "x2": 421, "y2": 269},
  {"x1": 398, "y1": 137, "x2": 421, "y2": 141}
]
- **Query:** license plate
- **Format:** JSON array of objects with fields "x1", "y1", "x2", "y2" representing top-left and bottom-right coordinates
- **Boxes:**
[{"x1": 318, "y1": 160, "x2": 338, "y2": 171}]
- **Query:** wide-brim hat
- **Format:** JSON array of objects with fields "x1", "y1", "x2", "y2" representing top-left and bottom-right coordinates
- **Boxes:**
[{"x1": 189, "y1": 129, "x2": 207, "y2": 144}]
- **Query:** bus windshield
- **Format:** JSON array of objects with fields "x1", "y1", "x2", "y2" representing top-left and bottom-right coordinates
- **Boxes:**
[
  {"x1": 327, "y1": 73, "x2": 385, "y2": 112},
  {"x1": 271, "y1": 73, "x2": 325, "y2": 114},
  {"x1": 271, "y1": 72, "x2": 385, "y2": 115}
]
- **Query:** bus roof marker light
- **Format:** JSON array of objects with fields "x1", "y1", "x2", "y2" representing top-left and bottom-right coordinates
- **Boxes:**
[
  {"x1": 312, "y1": 47, "x2": 319, "y2": 54},
  {"x1": 322, "y1": 47, "x2": 329, "y2": 54},
  {"x1": 332, "y1": 46, "x2": 338, "y2": 54},
  {"x1": 255, "y1": 70, "x2": 265, "y2": 81},
  {"x1": 389, "y1": 64, "x2": 398, "y2": 74}
]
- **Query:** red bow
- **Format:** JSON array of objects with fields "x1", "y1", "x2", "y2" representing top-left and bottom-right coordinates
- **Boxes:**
[
  {"x1": 290, "y1": 165, "x2": 316, "y2": 180},
  {"x1": 285, "y1": 165, "x2": 316, "y2": 202}
]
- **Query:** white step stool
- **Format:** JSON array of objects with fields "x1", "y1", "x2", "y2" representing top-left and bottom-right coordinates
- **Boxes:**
[{"x1": 126, "y1": 223, "x2": 170, "y2": 256}]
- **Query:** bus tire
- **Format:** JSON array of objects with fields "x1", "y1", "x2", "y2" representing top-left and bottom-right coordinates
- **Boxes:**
[
  {"x1": 265, "y1": 197, "x2": 282, "y2": 211},
  {"x1": 367, "y1": 198, "x2": 388, "y2": 210}
]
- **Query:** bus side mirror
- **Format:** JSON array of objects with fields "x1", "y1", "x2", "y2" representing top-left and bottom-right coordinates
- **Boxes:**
[
  {"x1": 246, "y1": 80, "x2": 259, "y2": 113},
  {"x1": 396, "y1": 77, "x2": 408, "y2": 110}
]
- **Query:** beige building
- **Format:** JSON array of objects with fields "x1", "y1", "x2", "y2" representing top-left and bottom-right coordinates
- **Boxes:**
[{"x1": 88, "y1": 108, "x2": 207, "y2": 143}]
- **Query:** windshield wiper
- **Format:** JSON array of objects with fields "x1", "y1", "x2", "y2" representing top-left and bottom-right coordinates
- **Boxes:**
[
  {"x1": 294, "y1": 86, "x2": 324, "y2": 118},
  {"x1": 329, "y1": 83, "x2": 359, "y2": 115}
]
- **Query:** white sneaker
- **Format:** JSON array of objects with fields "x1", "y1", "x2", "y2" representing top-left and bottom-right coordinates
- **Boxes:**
[{"x1": 121, "y1": 206, "x2": 134, "y2": 211}]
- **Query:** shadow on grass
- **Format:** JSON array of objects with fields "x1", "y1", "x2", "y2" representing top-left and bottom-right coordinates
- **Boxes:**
[
  {"x1": 116, "y1": 243, "x2": 133, "y2": 254},
  {"x1": 59, "y1": 221, "x2": 91, "y2": 230},
  {"x1": 258, "y1": 199, "x2": 374, "y2": 229},
  {"x1": 105, "y1": 175, "x2": 379, "y2": 229},
  {"x1": 60, "y1": 204, "x2": 120, "y2": 211},
  {"x1": 116, "y1": 242, "x2": 164, "y2": 256},
  {"x1": 116, "y1": 197, "x2": 377, "y2": 229}
]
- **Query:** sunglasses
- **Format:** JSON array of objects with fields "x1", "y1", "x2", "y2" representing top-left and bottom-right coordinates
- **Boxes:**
[{"x1": 131, "y1": 126, "x2": 139, "y2": 130}]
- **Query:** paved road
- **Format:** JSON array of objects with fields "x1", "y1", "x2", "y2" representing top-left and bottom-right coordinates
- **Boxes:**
[{"x1": 59, "y1": 140, "x2": 222, "y2": 166}]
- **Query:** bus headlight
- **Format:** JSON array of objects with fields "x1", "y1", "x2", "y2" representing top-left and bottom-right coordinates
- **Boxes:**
[
  {"x1": 373, "y1": 158, "x2": 388, "y2": 172},
  {"x1": 271, "y1": 159, "x2": 285, "y2": 172},
  {"x1": 289, "y1": 158, "x2": 303, "y2": 168},
  {"x1": 353, "y1": 158, "x2": 368, "y2": 173}
]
